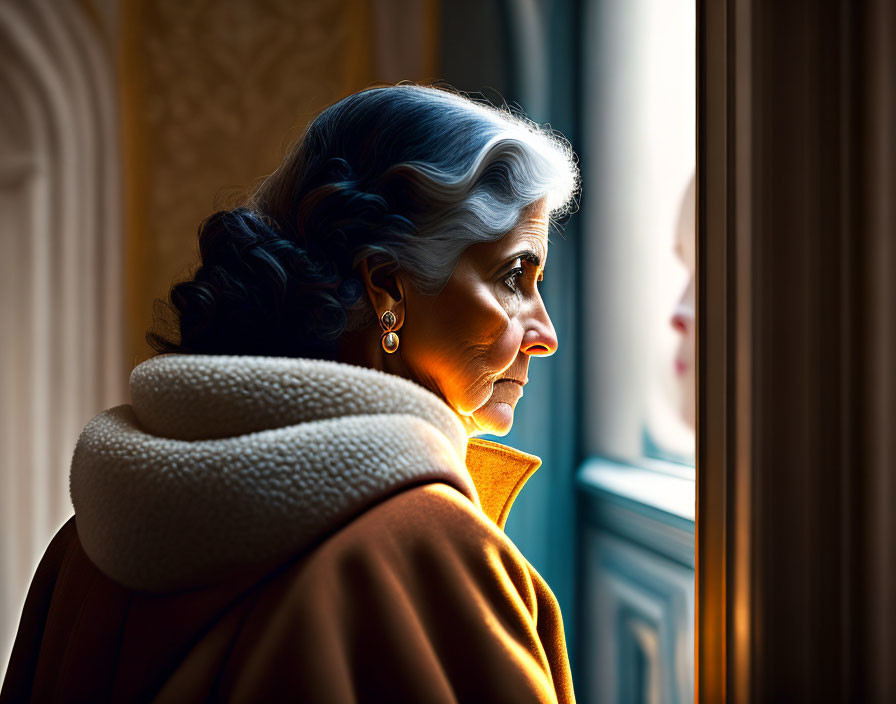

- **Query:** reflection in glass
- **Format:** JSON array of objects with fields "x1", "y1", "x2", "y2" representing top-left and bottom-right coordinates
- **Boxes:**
[{"x1": 644, "y1": 175, "x2": 696, "y2": 465}]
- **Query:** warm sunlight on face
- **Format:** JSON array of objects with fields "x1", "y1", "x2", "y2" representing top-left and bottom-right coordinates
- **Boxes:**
[{"x1": 400, "y1": 199, "x2": 558, "y2": 436}]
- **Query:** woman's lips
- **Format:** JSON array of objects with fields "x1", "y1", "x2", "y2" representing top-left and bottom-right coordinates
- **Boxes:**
[
  {"x1": 491, "y1": 378, "x2": 525, "y2": 404},
  {"x1": 497, "y1": 376, "x2": 527, "y2": 386}
]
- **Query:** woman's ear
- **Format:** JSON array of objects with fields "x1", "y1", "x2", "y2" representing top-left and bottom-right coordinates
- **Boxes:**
[{"x1": 359, "y1": 258, "x2": 406, "y2": 329}]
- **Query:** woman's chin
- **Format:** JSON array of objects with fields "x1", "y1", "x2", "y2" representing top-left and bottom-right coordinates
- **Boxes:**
[{"x1": 470, "y1": 401, "x2": 515, "y2": 436}]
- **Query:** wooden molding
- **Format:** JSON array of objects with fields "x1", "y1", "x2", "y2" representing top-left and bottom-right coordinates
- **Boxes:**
[{"x1": 698, "y1": 0, "x2": 896, "y2": 700}]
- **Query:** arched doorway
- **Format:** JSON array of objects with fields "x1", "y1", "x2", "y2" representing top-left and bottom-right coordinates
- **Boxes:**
[{"x1": 0, "y1": 0, "x2": 123, "y2": 676}]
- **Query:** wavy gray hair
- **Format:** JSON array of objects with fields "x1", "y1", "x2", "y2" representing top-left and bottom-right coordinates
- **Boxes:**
[
  {"x1": 149, "y1": 85, "x2": 579, "y2": 359},
  {"x1": 255, "y1": 84, "x2": 578, "y2": 291}
]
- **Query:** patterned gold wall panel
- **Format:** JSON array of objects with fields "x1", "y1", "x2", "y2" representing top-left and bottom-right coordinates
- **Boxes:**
[{"x1": 119, "y1": 0, "x2": 437, "y2": 368}]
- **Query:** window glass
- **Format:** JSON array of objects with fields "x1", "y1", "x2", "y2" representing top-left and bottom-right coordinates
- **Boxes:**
[
  {"x1": 582, "y1": 0, "x2": 696, "y2": 469},
  {"x1": 644, "y1": 174, "x2": 695, "y2": 465}
]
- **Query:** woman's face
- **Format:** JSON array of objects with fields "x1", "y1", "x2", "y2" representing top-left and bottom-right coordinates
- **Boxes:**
[
  {"x1": 671, "y1": 183, "x2": 696, "y2": 430},
  {"x1": 399, "y1": 200, "x2": 558, "y2": 436}
]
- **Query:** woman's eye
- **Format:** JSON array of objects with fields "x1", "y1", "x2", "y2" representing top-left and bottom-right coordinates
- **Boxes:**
[{"x1": 504, "y1": 266, "x2": 524, "y2": 292}]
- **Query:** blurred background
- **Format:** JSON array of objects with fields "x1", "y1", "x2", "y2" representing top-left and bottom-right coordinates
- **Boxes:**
[{"x1": 0, "y1": 0, "x2": 694, "y2": 700}]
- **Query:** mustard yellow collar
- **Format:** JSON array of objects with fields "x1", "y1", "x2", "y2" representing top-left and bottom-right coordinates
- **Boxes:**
[{"x1": 464, "y1": 438, "x2": 542, "y2": 530}]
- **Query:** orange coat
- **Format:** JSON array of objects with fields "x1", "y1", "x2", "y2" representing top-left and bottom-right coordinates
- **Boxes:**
[
  {"x1": 1, "y1": 355, "x2": 575, "y2": 703},
  {"x1": 2, "y1": 441, "x2": 573, "y2": 703}
]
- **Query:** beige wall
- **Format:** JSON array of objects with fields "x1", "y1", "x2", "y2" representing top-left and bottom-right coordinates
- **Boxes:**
[{"x1": 116, "y1": 0, "x2": 438, "y2": 368}]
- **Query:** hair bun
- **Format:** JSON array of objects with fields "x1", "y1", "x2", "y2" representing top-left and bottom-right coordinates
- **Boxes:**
[
  {"x1": 196, "y1": 209, "x2": 279, "y2": 268},
  {"x1": 148, "y1": 208, "x2": 353, "y2": 358}
]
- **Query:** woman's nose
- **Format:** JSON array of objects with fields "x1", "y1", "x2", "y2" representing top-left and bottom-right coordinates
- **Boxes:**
[{"x1": 521, "y1": 299, "x2": 559, "y2": 357}]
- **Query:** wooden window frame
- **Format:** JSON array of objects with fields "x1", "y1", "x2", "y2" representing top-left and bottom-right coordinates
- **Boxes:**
[{"x1": 698, "y1": 0, "x2": 896, "y2": 699}]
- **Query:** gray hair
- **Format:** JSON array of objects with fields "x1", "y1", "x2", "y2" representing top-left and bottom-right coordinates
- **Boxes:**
[
  {"x1": 254, "y1": 84, "x2": 578, "y2": 291},
  {"x1": 149, "y1": 85, "x2": 579, "y2": 359},
  {"x1": 349, "y1": 87, "x2": 578, "y2": 294}
]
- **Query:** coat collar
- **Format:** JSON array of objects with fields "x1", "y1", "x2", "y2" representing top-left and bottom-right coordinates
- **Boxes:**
[
  {"x1": 70, "y1": 355, "x2": 540, "y2": 591},
  {"x1": 465, "y1": 438, "x2": 542, "y2": 530}
]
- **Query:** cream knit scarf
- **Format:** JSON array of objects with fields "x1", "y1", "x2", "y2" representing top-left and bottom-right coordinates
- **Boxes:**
[{"x1": 70, "y1": 355, "x2": 479, "y2": 593}]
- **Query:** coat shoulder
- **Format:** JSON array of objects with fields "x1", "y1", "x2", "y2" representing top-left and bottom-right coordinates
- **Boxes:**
[
  {"x1": 344, "y1": 481, "x2": 517, "y2": 551},
  {"x1": 217, "y1": 481, "x2": 575, "y2": 703},
  {"x1": 308, "y1": 482, "x2": 543, "y2": 615}
]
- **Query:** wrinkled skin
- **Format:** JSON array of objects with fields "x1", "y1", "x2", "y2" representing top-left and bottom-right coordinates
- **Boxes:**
[{"x1": 340, "y1": 199, "x2": 558, "y2": 437}]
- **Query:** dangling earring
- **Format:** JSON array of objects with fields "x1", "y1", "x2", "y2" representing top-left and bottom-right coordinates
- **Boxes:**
[{"x1": 380, "y1": 310, "x2": 400, "y2": 353}]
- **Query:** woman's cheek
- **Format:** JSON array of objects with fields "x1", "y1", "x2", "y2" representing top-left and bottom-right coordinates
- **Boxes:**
[
  {"x1": 498, "y1": 288, "x2": 521, "y2": 319},
  {"x1": 465, "y1": 284, "x2": 514, "y2": 351},
  {"x1": 492, "y1": 293, "x2": 524, "y2": 372},
  {"x1": 487, "y1": 318, "x2": 524, "y2": 371}
]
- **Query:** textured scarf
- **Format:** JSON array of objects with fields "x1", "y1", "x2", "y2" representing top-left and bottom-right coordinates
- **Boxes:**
[{"x1": 70, "y1": 355, "x2": 480, "y2": 592}]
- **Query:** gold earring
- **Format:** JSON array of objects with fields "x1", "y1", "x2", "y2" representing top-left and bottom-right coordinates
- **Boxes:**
[{"x1": 380, "y1": 310, "x2": 400, "y2": 353}]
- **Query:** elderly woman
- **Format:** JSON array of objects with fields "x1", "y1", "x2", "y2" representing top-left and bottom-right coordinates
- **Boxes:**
[{"x1": 2, "y1": 85, "x2": 578, "y2": 703}]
